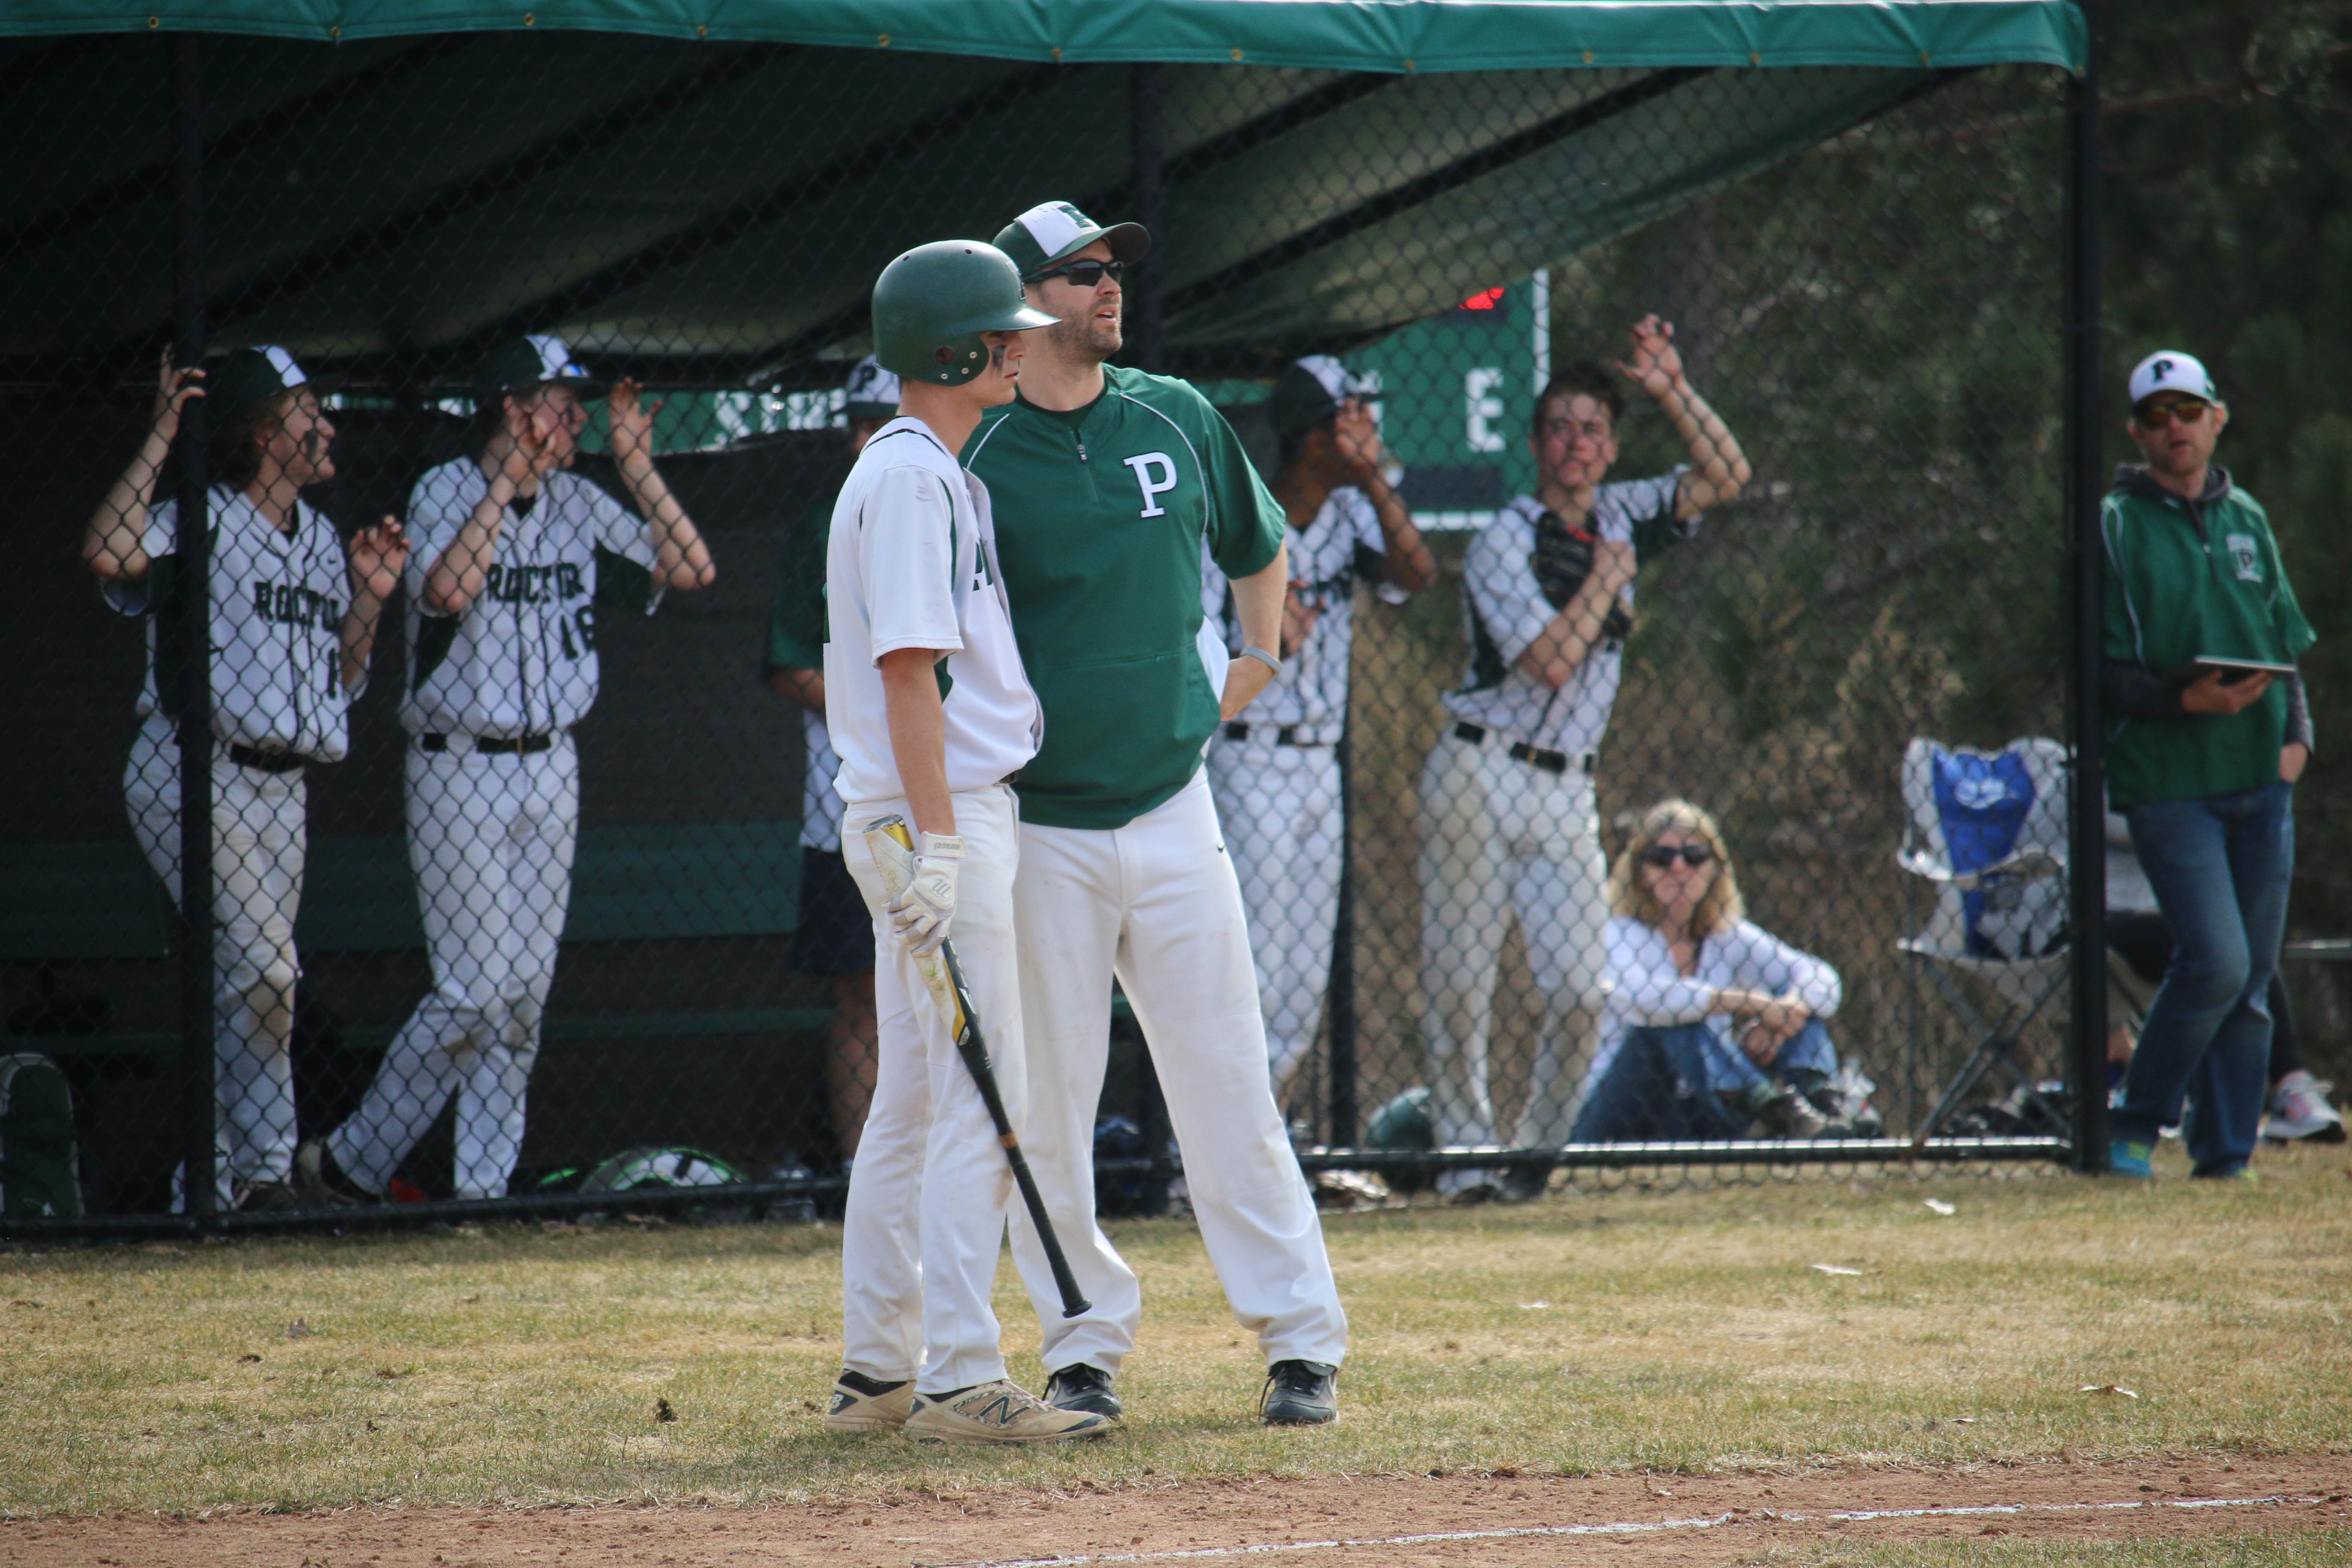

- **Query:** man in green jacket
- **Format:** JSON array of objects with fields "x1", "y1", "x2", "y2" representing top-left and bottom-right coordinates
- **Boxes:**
[
  {"x1": 2101, "y1": 349, "x2": 2315, "y2": 1180},
  {"x1": 963, "y1": 200, "x2": 1348, "y2": 1426}
]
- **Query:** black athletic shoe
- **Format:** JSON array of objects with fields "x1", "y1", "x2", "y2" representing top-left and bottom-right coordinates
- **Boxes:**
[
  {"x1": 1044, "y1": 1363, "x2": 1122, "y2": 1419},
  {"x1": 1260, "y1": 1360, "x2": 1338, "y2": 1426},
  {"x1": 231, "y1": 1178, "x2": 303, "y2": 1213},
  {"x1": 294, "y1": 1139, "x2": 378, "y2": 1206}
]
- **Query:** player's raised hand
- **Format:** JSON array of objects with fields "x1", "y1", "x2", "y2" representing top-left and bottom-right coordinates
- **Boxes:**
[
  {"x1": 1329, "y1": 399, "x2": 1386, "y2": 486},
  {"x1": 348, "y1": 517, "x2": 408, "y2": 602},
  {"x1": 1616, "y1": 314, "x2": 1686, "y2": 399},
  {"x1": 151, "y1": 346, "x2": 205, "y2": 435},
  {"x1": 608, "y1": 377, "x2": 665, "y2": 470}
]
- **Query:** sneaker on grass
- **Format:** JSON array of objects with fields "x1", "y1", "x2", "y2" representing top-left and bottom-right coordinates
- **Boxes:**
[
  {"x1": 294, "y1": 1139, "x2": 377, "y2": 1207},
  {"x1": 1044, "y1": 1363, "x2": 1122, "y2": 1419},
  {"x1": 2262, "y1": 1070, "x2": 2346, "y2": 1143},
  {"x1": 903, "y1": 1381, "x2": 1107, "y2": 1446},
  {"x1": 2109, "y1": 1138, "x2": 2155, "y2": 1180},
  {"x1": 1260, "y1": 1359, "x2": 1338, "y2": 1426},
  {"x1": 824, "y1": 1370, "x2": 915, "y2": 1433}
]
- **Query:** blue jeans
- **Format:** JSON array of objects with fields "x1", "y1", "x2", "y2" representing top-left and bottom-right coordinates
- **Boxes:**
[
  {"x1": 1571, "y1": 1019, "x2": 1840, "y2": 1142},
  {"x1": 2117, "y1": 781, "x2": 2293, "y2": 1175}
]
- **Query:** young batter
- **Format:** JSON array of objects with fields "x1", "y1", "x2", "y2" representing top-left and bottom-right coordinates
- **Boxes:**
[
  {"x1": 307, "y1": 335, "x2": 714, "y2": 1202},
  {"x1": 818, "y1": 239, "x2": 1102, "y2": 1447},
  {"x1": 965, "y1": 201, "x2": 1349, "y2": 1427},
  {"x1": 84, "y1": 346, "x2": 405, "y2": 1211}
]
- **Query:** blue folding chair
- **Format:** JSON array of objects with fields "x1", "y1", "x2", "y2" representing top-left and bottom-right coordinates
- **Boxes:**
[{"x1": 1896, "y1": 737, "x2": 2072, "y2": 1142}]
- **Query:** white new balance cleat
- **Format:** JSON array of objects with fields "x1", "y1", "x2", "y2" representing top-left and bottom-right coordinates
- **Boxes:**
[
  {"x1": 903, "y1": 1380, "x2": 1109, "y2": 1446},
  {"x1": 823, "y1": 1371, "x2": 916, "y2": 1433}
]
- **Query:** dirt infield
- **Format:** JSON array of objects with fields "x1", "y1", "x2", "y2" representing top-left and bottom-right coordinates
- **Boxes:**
[{"x1": 7, "y1": 1457, "x2": 2347, "y2": 1567}]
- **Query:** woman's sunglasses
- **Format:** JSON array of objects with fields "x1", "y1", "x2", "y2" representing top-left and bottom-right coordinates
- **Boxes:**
[
  {"x1": 1640, "y1": 843, "x2": 1715, "y2": 869},
  {"x1": 1029, "y1": 259, "x2": 1126, "y2": 289}
]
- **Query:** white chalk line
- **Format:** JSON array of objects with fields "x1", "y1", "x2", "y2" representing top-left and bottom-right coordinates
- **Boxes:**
[{"x1": 923, "y1": 1491, "x2": 2329, "y2": 1568}]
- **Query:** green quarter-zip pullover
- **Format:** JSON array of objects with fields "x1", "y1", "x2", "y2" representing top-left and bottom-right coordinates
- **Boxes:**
[
  {"x1": 965, "y1": 364, "x2": 1284, "y2": 829},
  {"x1": 2102, "y1": 465, "x2": 2315, "y2": 809}
]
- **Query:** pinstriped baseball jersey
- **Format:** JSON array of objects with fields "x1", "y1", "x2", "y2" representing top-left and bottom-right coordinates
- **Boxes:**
[
  {"x1": 104, "y1": 485, "x2": 358, "y2": 760},
  {"x1": 1443, "y1": 474, "x2": 1692, "y2": 756},
  {"x1": 1202, "y1": 486, "x2": 1400, "y2": 737},
  {"x1": 399, "y1": 459, "x2": 662, "y2": 738}
]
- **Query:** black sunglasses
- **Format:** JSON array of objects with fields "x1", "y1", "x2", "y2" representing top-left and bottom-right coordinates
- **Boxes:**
[
  {"x1": 1640, "y1": 843, "x2": 1715, "y2": 869},
  {"x1": 1029, "y1": 259, "x2": 1126, "y2": 289}
]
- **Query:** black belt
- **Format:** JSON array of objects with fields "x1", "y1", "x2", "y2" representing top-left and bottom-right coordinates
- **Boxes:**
[
  {"x1": 420, "y1": 732, "x2": 555, "y2": 755},
  {"x1": 1224, "y1": 722, "x2": 1329, "y2": 747},
  {"x1": 227, "y1": 743, "x2": 305, "y2": 774},
  {"x1": 1452, "y1": 722, "x2": 1592, "y2": 776}
]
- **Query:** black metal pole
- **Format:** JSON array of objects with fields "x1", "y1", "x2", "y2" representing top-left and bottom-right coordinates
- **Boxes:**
[
  {"x1": 2063, "y1": 0, "x2": 2109, "y2": 1174},
  {"x1": 1327, "y1": 735, "x2": 1359, "y2": 1145},
  {"x1": 169, "y1": 32, "x2": 217, "y2": 1215},
  {"x1": 1127, "y1": 63, "x2": 1165, "y2": 373}
]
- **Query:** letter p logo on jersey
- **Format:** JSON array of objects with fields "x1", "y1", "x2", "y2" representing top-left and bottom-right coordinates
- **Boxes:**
[{"x1": 1124, "y1": 453, "x2": 1179, "y2": 518}]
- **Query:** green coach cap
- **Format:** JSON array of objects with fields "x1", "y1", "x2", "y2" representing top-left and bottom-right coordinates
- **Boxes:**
[
  {"x1": 993, "y1": 200, "x2": 1150, "y2": 281},
  {"x1": 206, "y1": 345, "x2": 310, "y2": 424},
  {"x1": 474, "y1": 333, "x2": 600, "y2": 407}
]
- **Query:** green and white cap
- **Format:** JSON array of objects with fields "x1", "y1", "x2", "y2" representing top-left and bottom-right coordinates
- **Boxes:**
[
  {"x1": 208, "y1": 345, "x2": 309, "y2": 424},
  {"x1": 2128, "y1": 349, "x2": 2221, "y2": 409},
  {"x1": 842, "y1": 354, "x2": 901, "y2": 419},
  {"x1": 475, "y1": 332, "x2": 599, "y2": 406},
  {"x1": 993, "y1": 200, "x2": 1150, "y2": 280},
  {"x1": 1269, "y1": 354, "x2": 1371, "y2": 439}
]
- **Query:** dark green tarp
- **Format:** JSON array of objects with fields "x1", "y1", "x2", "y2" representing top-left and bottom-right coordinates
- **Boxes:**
[
  {"x1": 0, "y1": 2, "x2": 2086, "y2": 71},
  {"x1": 0, "y1": 3, "x2": 2081, "y2": 382}
]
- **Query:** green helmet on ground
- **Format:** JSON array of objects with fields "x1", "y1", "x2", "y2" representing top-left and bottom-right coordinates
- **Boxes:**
[{"x1": 872, "y1": 240, "x2": 1057, "y2": 387}]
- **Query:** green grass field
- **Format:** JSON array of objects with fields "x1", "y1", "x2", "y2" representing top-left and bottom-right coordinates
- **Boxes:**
[{"x1": 3, "y1": 1142, "x2": 2347, "y2": 1517}]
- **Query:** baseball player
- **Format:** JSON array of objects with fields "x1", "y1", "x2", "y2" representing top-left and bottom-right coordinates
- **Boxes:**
[
  {"x1": 766, "y1": 356, "x2": 901, "y2": 1167},
  {"x1": 965, "y1": 200, "x2": 1350, "y2": 1427},
  {"x1": 1420, "y1": 316, "x2": 1751, "y2": 1201},
  {"x1": 818, "y1": 239, "x2": 1103, "y2": 1446},
  {"x1": 83, "y1": 346, "x2": 406, "y2": 1211},
  {"x1": 302, "y1": 335, "x2": 714, "y2": 1203},
  {"x1": 1204, "y1": 356, "x2": 1437, "y2": 1106}
]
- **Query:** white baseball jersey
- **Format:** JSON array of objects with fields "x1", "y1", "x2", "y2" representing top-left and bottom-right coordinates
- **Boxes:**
[
  {"x1": 1202, "y1": 486, "x2": 1404, "y2": 739},
  {"x1": 105, "y1": 486, "x2": 358, "y2": 760},
  {"x1": 1442, "y1": 472, "x2": 1691, "y2": 756},
  {"x1": 400, "y1": 460, "x2": 662, "y2": 737},
  {"x1": 822, "y1": 418, "x2": 1041, "y2": 805}
]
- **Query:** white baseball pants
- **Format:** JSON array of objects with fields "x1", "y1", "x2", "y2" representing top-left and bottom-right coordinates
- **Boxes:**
[
  {"x1": 1206, "y1": 737, "x2": 1343, "y2": 1099},
  {"x1": 126, "y1": 714, "x2": 304, "y2": 1206},
  {"x1": 836, "y1": 784, "x2": 1027, "y2": 1395},
  {"x1": 1416, "y1": 729, "x2": 1608, "y2": 1194},
  {"x1": 1007, "y1": 770, "x2": 1348, "y2": 1375},
  {"x1": 330, "y1": 734, "x2": 577, "y2": 1198}
]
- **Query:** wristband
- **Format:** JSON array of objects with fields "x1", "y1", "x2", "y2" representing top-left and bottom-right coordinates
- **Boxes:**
[{"x1": 1240, "y1": 646, "x2": 1282, "y2": 675}]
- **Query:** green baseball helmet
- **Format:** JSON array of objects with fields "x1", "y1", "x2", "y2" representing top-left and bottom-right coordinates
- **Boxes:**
[{"x1": 871, "y1": 240, "x2": 1057, "y2": 387}]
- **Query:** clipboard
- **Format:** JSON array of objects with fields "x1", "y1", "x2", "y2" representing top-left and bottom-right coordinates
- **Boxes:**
[{"x1": 2166, "y1": 655, "x2": 2298, "y2": 686}]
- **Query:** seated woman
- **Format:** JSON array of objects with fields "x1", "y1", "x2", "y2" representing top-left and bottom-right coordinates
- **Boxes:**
[{"x1": 1570, "y1": 799, "x2": 1863, "y2": 1142}]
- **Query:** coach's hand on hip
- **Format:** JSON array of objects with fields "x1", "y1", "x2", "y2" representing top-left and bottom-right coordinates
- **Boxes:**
[{"x1": 888, "y1": 832, "x2": 966, "y2": 956}]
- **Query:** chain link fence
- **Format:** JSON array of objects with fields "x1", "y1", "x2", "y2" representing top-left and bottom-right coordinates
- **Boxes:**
[{"x1": 0, "y1": 24, "x2": 2094, "y2": 1232}]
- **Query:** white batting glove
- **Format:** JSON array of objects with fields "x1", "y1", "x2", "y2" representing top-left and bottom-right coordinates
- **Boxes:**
[{"x1": 886, "y1": 831, "x2": 965, "y2": 956}]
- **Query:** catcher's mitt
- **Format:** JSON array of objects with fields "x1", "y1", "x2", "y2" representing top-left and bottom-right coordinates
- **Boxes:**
[{"x1": 1531, "y1": 508, "x2": 1632, "y2": 641}]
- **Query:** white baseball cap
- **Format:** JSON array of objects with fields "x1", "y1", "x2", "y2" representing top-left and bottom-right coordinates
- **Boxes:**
[
  {"x1": 842, "y1": 355, "x2": 900, "y2": 419},
  {"x1": 2127, "y1": 349, "x2": 2221, "y2": 409}
]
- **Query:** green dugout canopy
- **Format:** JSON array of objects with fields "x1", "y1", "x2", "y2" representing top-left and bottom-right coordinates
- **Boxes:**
[{"x1": 0, "y1": 1, "x2": 2086, "y2": 382}]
